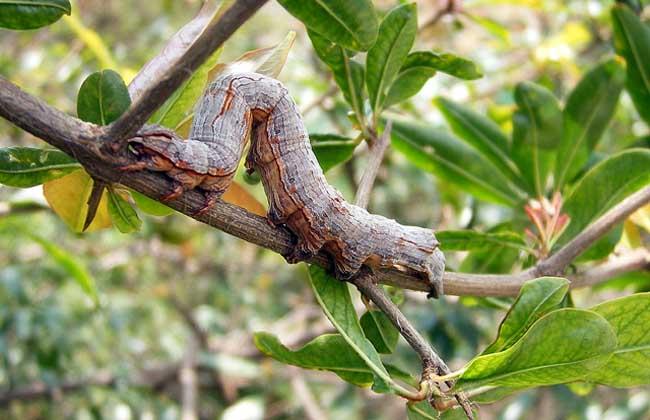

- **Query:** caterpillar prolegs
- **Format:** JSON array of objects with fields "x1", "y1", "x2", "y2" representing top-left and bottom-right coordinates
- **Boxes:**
[{"x1": 125, "y1": 73, "x2": 445, "y2": 297}]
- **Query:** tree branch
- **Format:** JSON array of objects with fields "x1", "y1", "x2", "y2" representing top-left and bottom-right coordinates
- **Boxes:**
[
  {"x1": 1, "y1": 67, "x2": 648, "y2": 299},
  {"x1": 349, "y1": 132, "x2": 473, "y2": 417},
  {"x1": 104, "y1": 0, "x2": 269, "y2": 144},
  {"x1": 570, "y1": 248, "x2": 650, "y2": 288}
]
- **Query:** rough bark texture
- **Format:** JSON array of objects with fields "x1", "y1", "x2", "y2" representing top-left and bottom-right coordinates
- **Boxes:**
[{"x1": 129, "y1": 73, "x2": 445, "y2": 297}]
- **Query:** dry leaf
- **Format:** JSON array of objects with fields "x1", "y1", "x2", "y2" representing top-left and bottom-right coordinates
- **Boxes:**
[{"x1": 43, "y1": 169, "x2": 112, "y2": 232}]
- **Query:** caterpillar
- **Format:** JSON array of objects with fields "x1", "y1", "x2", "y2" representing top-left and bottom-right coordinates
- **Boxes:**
[{"x1": 123, "y1": 72, "x2": 445, "y2": 297}]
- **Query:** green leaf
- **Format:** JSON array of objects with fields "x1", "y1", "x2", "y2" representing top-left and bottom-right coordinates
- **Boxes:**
[
  {"x1": 384, "y1": 68, "x2": 435, "y2": 108},
  {"x1": 107, "y1": 189, "x2": 142, "y2": 233},
  {"x1": 254, "y1": 332, "x2": 375, "y2": 387},
  {"x1": 366, "y1": 3, "x2": 417, "y2": 113},
  {"x1": 611, "y1": 4, "x2": 650, "y2": 124},
  {"x1": 254, "y1": 332, "x2": 416, "y2": 389},
  {"x1": 436, "y1": 97, "x2": 523, "y2": 186},
  {"x1": 383, "y1": 50, "x2": 481, "y2": 108},
  {"x1": 511, "y1": 82, "x2": 562, "y2": 196},
  {"x1": 27, "y1": 233, "x2": 98, "y2": 304},
  {"x1": 360, "y1": 310, "x2": 399, "y2": 354},
  {"x1": 554, "y1": 59, "x2": 625, "y2": 188},
  {"x1": 470, "y1": 386, "x2": 529, "y2": 404},
  {"x1": 407, "y1": 51, "x2": 482, "y2": 80},
  {"x1": 456, "y1": 308, "x2": 616, "y2": 391},
  {"x1": 277, "y1": 0, "x2": 377, "y2": 51},
  {"x1": 308, "y1": 30, "x2": 365, "y2": 124},
  {"x1": 310, "y1": 134, "x2": 357, "y2": 172},
  {"x1": 458, "y1": 223, "x2": 521, "y2": 274},
  {"x1": 308, "y1": 266, "x2": 402, "y2": 393},
  {"x1": 150, "y1": 48, "x2": 221, "y2": 129},
  {"x1": 0, "y1": 0, "x2": 70, "y2": 30},
  {"x1": 465, "y1": 13, "x2": 511, "y2": 45},
  {"x1": 557, "y1": 149, "x2": 650, "y2": 259},
  {"x1": 391, "y1": 119, "x2": 520, "y2": 206},
  {"x1": 130, "y1": 190, "x2": 174, "y2": 217},
  {"x1": 588, "y1": 293, "x2": 650, "y2": 387},
  {"x1": 437, "y1": 230, "x2": 528, "y2": 253},
  {"x1": 482, "y1": 277, "x2": 569, "y2": 355},
  {"x1": 77, "y1": 70, "x2": 131, "y2": 125},
  {"x1": 0, "y1": 147, "x2": 80, "y2": 187}
]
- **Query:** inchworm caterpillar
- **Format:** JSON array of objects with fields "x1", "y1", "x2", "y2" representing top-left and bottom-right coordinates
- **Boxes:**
[{"x1": 124, "y1": 73, "x2": 445, "y2": 297}]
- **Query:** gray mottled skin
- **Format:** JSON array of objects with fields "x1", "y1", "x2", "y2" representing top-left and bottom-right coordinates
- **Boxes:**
[{"x1": 130, "y1": 72, "x2": 445, "y2": 297}]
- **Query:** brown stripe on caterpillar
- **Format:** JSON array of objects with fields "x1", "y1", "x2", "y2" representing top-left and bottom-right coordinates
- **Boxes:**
[{"x1": 123, "y1": 72, "x2": 445, "y2": 298}]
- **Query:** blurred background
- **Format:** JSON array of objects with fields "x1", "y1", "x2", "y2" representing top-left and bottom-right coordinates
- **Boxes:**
[{"x1": 0, "y1": 0, "x2": 648, "y2": 418}]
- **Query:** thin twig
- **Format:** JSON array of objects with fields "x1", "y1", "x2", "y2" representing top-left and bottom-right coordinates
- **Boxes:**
[
  {"x1": 300, "y1": 84, "x2": 338, "y2": 116},
  {"x1": 352, "y1": 272, "x2": 446, "y2": 370},
  {"x1": 354, "y1": 121, "x2": 392, "y2": 209},
  {"x1": 570, "y1": 248, "x2": 650, "y2": 288},
  {"x1": 83, "y1": 179, "x2": 106, "y2": 231},
  {"x1": 419, "y1": 0, "x2": 458, "y2": 30},
  {"x1": 352, "y1": 272, "x2": 474, "y2": 418},
  {"x1": 104, "y1": 0, "x2": 269, "y2": 145},
  {"x1": 169, "y1": 297, "x2": 209, "y2": 348},
  {"x1": 180, "y1": 339, "x2": 199, "y2": 420},
  {"x1": 349, "y1": 128, "x2": 473, "y2": 417},
  {"x1": 288, "y1": 367, "x2": 328, "y2": 420},
  {"x1": 0, "y1": 363, "x2": 183, "y2": 405}
]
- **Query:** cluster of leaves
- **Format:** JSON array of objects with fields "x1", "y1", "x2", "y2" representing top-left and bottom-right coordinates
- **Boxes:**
[
  {"x1": 257, "y1": 272, "x2": 650, "y2": 415},
  {"x1": 255, "y1": 267, "x2": 650, "y2": 418}
]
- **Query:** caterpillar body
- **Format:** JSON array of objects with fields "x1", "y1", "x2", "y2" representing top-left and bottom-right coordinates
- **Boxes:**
[{"x1": 125, "y1": 72, "x2": 445, "y2": 297}]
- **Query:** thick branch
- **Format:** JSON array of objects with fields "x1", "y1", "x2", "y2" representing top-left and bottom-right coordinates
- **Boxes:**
[
  {"x1": 104, "y1": 0, "x2": 269, "y2": 143},
  {"x1": 1, "y1": 78, "x2": 648, "y2": 298}
]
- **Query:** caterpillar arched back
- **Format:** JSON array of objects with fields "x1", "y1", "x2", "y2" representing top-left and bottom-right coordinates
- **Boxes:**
[{"x1": 125, "y1": 73, "x2": 445, "y2": 297}]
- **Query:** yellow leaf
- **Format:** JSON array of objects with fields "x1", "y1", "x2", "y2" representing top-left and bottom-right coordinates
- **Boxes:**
[
  {"x1": 221, "y1": 181, "x2": 266, "y2": 216},
  {"x1": 621, "y1": 220, "x2": 642, "y2": 249},
  {"x1": 175, "y1": 113, "x2": 193, "y2": 138},
  {"x1": 63, "y1": 14, "x2": 119, "y2": 71},
  {"x1": 630, "y1": 204, "x2": 650, "y2": 233},
  {"x1": 43, "y1": 170, "x2": 112, "y2": 232}
]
